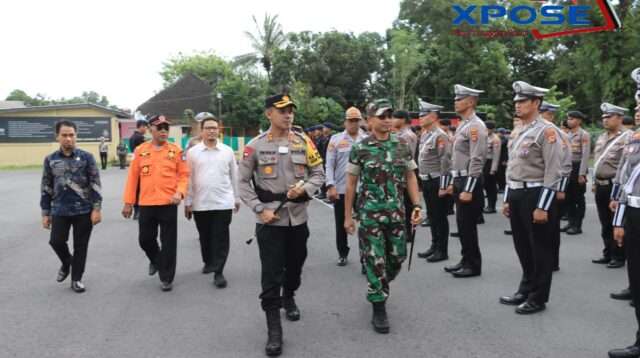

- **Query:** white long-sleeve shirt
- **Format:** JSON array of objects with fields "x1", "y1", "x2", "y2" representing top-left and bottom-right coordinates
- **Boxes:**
[{"x1": 185, "y1": 141, "x2": 239, "y2": 211}]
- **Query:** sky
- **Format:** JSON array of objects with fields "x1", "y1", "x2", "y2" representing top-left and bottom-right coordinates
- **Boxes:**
[{"x1": 0, "y1": 0, "x2": 400, "y2": 111}]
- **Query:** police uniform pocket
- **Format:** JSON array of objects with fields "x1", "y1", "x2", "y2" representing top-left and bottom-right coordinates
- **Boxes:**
[
  {"x1": 291, "y1": 154, "x2": 307, "y2": 178},
  {"x1": 258, "y1": 155, "x2": 278, "y2": 179},
  {"x1": 140, "y1": 159, "x2": 152, "y2": 177}
]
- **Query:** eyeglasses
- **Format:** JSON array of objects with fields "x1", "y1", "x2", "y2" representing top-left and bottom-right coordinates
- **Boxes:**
[
  {"x1": 377, "y1": 114, "x2": 392, "y2": 120},
  {"x1": 156, "y1": 124, "x2": 170, "y2": 131}
]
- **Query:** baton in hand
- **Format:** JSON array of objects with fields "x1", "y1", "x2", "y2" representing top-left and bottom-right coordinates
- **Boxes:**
[
  {"x1": 407, "y1": 224, "x2": 417, "y2": 271},
  {"x1": 246, "y1": 180, "x2": 305, "y2": 245}
]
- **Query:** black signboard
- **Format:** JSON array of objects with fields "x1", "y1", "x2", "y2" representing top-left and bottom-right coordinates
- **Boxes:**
[{"x1": 0, "y1": 117, "x2": 111, "y2": 143}]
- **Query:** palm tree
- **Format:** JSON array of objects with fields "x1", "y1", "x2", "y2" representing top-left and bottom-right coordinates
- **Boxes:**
[{"x1": 235, "y1": 14, "x2": 286, "y2": 81}]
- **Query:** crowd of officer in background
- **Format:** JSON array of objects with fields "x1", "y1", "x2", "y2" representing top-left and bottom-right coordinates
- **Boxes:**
[{"x1": 37, "y1": 66, "x2": 640, "y2": 358}]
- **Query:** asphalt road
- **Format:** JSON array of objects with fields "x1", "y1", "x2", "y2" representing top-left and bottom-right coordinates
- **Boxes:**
[{"x1": 0, "y1": 168, "x2": 635, "y2": 358}]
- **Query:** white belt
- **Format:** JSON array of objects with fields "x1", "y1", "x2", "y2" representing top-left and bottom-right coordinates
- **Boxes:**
[
  {"x1": 628, "y1": 196, "x2": 640, "y2": 208},
  {"x1": 450, "y1": 170, "x2": 468, "y2": 178},
  {"x1": 594, "y1": 178, "x2": 613, "y2": 186},
  {"x1": 419, "y1": 172, "x2": 441, "y2": 180},
  {"x1": 507, "y1": 180, "x2": 543, "y2": 190}
]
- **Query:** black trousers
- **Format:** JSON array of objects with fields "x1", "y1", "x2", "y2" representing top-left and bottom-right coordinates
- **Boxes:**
[
  {"x1": 453, "y1": 177, "x2": 483, "y2": 271},
  {"x1": 508, "y1": 187, "x2": 556, "y2": 304},
  {"x1": 193, "y1": 210, "x2": 232, "y2": 273},
  {"x1": 99, "y1": 152, "x2": 107, "y2": 170},
  {"x1": 595, "y1": 184, "x2": 625, "y2": 261},
  {"x1": 257, "y1": 223, "x2": 309, "y2": 311},
  {"x1": 497, "y1": 163, "x2": 507, "y2": 191},
  {"x1": 118, "y1": 154, "x2": 127, "y2": 169},
  {"x1": 50, "y1": 214, "x2": 93, "y2": 281},
  {"x1": 624, "y1": 207, "x2": 640, "y2": 338},
  {"x1": 565, "y1": 162, "x2": 586, "y2": 228},
  {"x1": 422, "y1": 179, "x2": 449, "y2": 254},
  {"x1": 138, "y1": 205, "x2": 178, "y2": 283},
  {"x1": 483, "y1": 161, "x2": 498, "y2": 209},
  {"x1": 333, "y1": 194, "x2": 349, "y2": 258}
]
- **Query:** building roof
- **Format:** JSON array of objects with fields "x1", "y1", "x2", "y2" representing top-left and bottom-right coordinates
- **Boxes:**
[
  {"x1": 0, "y1": 103, "x2": 131, "y2": 118},
  {"x1": 136, "y1": 73, "x2": 213, "y2": 121},
  {"x1": 0, "y1": 101, "x2": 26, "y2": 109}
]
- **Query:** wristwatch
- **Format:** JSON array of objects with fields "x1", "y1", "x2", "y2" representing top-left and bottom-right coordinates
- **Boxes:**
[{"x1": 254, "y1": 204, "x2": 265, "y2": 214}]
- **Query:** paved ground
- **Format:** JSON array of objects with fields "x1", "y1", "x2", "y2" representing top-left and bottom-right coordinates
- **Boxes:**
[{"x1": 0, "y1": 168, "x2": 635, "y2": 358}]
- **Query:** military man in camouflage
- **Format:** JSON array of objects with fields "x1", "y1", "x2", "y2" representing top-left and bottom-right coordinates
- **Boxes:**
[
  {"x1": 444, "y1": 84, "x2": 487, "y2": 278},
  {"x1": 592, "y1": 103, "x2": 631, "y2": 269},
  {"x1": 238, "y1": 94, "x2": 325, "y2": 357},
  {"x1": 499, "y1": 81, "x2": 563, "y2": 315},
  {"x1": 344, "y1": 99, "x2": 422, "y2": 334},
  {"x1": 415, "y1": 100, "x2": 452, "y2": 263}
]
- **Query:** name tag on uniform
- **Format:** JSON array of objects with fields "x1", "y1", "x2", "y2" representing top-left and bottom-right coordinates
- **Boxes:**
[{"x1": 278, "y1": 146, "x2": 289, "y2": 154}]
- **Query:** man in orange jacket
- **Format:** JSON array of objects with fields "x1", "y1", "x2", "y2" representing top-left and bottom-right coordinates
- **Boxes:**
[{"x1": 122, "y1": 114, "x2": 190, "y2": 292}]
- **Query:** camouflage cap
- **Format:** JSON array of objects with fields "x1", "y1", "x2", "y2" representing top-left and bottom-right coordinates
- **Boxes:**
[{"x1": 366, "y1": 99, "x2": 393, "y2": 117}]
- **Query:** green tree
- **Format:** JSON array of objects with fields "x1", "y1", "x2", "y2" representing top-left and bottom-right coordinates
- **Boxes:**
[
  {"x1": 160, "y1": 51, "x2": 233, "y2": 87},
  {"x1": 235, "y1": 14, "x2": 286, "y2": 81},
  {"x1": 388, "y1": 28, "x2": 426, "y2": 109}
]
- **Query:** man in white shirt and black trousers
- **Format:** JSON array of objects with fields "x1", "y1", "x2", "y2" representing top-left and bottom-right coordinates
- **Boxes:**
[{"x1": 185, "y1": 112, "x2": 240, "y2": 288}]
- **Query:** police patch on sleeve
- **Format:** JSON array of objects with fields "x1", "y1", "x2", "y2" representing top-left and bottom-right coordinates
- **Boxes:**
[
  {"x1": 243, "y1": 146, "x2": 255, "y2": 160},
  {"x1": 304, "y1": 136, "x2": 323, "y2": 167},
  {"x1": 544, "y1": 127, "x2": 557, "y2": 143}
]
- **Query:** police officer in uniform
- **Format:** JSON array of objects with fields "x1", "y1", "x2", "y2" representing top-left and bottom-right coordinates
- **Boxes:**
[
  {"x1": 592, "y1": 103, "x2": 631, "y2": 269},
  {"x1": 238, "y1": 94, "x2": 324, "y2": 357},
  {"x1": 444, "y1": 84, "x2": 487, "y2": 278},
  {"x1": 483, "y1": 120, "x2": 501, "y2": 214},
  {"x1": 609, "y1": 122, "x2": 640, "y2": 358},
  {"x1": 415, "y1": 100, "x2": 452, "y2": 262},
  {"x1": 540, "y1": 101, "x2": 572, "y2": 272},
  {"x1": 562, "y1": 110, "x2": 591, "y2": 235},
  {"x1": 499, "y1": 81, "x2": 562, "y2": 314}
]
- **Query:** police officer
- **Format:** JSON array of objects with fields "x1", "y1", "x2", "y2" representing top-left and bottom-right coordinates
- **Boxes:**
[
  {"x1": 344, "y1": 99, "x2": 422, "y2": 334},
  {"x1": 415, "y1": 100, "x2": 452, "y2": 262},
  {"x1": 122, "y1": 115, "x2": 190, "y2": 292},
  {"x1": 238, "y1": 94, "x2": 324, "y2": 357},
  {"x1": 562, "y1": 110, "x2": 590, "y2": 235},
  {"x1": 609, "y1": 127, "x2": 640, "y2": 358},
  {"x1": 499, "y1": 81, "x2": 562, "y2": 315},
  {"x1": 326, "y1": 107, "x2": 367, "y2": 266},
  {"x1": 483, "y1": 120, "x2": 501, "y2": 214},
  {"x1": 592, "y1": 103, "x2": 631, "y2": 269},
  {"x1": 540, "y1": 101, "x2": 572, "y2": 272},
  {"x1": 444, "y1": 84, "x2": 487, "y2": 278}
]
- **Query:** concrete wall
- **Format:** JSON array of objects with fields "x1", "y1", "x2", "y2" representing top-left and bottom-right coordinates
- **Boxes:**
[{"x1": 0, "y1": 108, "x2": 121, "y2": 166}]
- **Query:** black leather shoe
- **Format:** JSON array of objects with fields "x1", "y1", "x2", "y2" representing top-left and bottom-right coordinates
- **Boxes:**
[
  {"x1": 560, "y1": 214, "x2": 569, "y2": 221},
  {"x1": 593, "y1": 257, "x2": 611, "y2": 264},
  {"x1": 608, "y1": 260, "x2": 625, "y2": 269},
  {"x1": 421, "y1": 218, "x2": 430, "y2": 227},
  {"x1": 452, "y1": 267, "x2": 481, "y2": 278},
  {"x1": 560, "y1": 224, "x2": 571, "y2": 232},
  {"x1": 566, "y1": 226, "x2": 582, "y2": 235},
  {"x1": 361, "y1": 264, "x2": 367, "y2": 275},
  {"x1": 418, "y1": 247, "x2": 435, "y2": 259},
  {"x1": 500, "y1": 293, "x2": 527, "y2": 305},
  {"x1": 283, "y1": 296, "x2": 301, "y2": 321},
  {"x1": 450, "y1": 232, "x2": 460, "y2": 238},
  {"x1": 213, "y1": 273, "x2": 227, "y2": 288},
  {"x1": 371, "y1": 302, "x2": 390, "y2": 334},
  {"x1": 477, "y1": 216, "x2": 485, "y2": 224},
  {"x1": 504, "y1": 230, "x2": 512, "y2": 235},
  {"x1": 608, "y1": 345, "x2": 640, "y2": 358},
  {"x1": 202, "y1": 265, "x2": 215, "y2": 274},
  {"x1": 483, "y1": 207, "x2": 497, "y2": 214},
  {"x1": 611, "y1": 288, "x2": 632, "y2": 300},
  {"x1": 148, "y1": 263, "x2": 158, "y2": 276},
  {"x1": 70, "y1": 280, "x2": 85, "y2": 293},
  {"x1": 444, "y1": 261, "x2": 463, "y2": 273},
  {"x1": 515, "y1": 301, "x2": 546, "y2": 314},
  {"x1": 161, "y1": 281, "x2": 173, "y2": 292},
  {"x1": 337, "y1": 257, "x2": 348, "y2": 266},
  {"x1": 56, "y1": 265, "x2": 70, "y2": 282},
  {"x1": 426, "y1": 251, "x2": 448, "y2": 262}
]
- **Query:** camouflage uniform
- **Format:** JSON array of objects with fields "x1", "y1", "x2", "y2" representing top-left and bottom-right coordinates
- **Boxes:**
[{"x1": 346, "y1": 134, "x2": 417, "y2": 303}]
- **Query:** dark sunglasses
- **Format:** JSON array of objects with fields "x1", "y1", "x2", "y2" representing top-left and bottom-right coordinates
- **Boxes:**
[{"x1": 155, "y1": 124, "x2": 170, "y2": 131}]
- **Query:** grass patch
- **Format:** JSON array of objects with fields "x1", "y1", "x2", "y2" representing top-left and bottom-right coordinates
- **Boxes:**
[{"x1": 0, "y1": 164, "x2": 42, "y2": 171}]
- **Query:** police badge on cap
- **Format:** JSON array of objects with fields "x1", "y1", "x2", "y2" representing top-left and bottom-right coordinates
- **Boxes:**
[
  {"x1": 601, "y1": 102, "x2": 628, "y2": 117},
  {"x1": 265, "y1": 94, "x2": 297, "y2": 109}
]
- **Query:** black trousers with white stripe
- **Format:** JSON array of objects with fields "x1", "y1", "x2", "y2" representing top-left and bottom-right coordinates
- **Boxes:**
[{"x1": 508, "y1": 186, "x2": 556, "y2": 304}]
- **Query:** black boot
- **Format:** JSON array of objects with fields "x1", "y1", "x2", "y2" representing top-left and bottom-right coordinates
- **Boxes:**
[
  {"x1": 282, "y1": 294, "x2": 301, "y2": 321},
  {"x1": 417, "y1": 245, "x2": 435, "y2": 259},
  {"x1": 265, "y1": 309, "x2": 283, "y2": 356},
  {"x1": 427, "y1": 250, "x2": 448, "y2": 262},
  {"x1": 371, "y1": 301, "x2": 390, "y2": 334}
]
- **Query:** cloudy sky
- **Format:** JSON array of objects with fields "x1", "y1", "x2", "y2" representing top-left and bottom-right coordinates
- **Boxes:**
[{"x1": 0, "y1": 0, "x2": 400, "y2": 111}]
